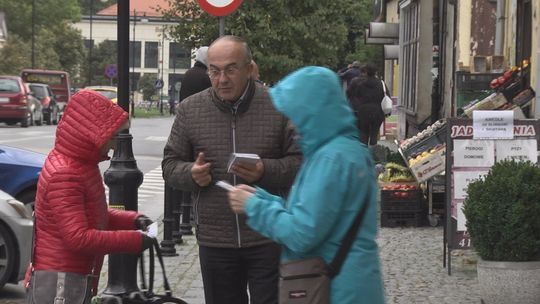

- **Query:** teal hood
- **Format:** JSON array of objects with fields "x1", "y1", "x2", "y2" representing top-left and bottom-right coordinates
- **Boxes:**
[{"x1": 270, "y1": 66, "x2": 358, "y2": 156}]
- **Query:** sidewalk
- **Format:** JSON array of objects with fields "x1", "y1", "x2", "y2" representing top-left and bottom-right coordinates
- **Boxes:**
[{"x1": 97, "y1": 141, "x2": 482, "y2": 304}]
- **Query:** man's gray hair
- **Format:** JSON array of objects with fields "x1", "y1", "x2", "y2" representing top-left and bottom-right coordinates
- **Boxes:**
[{"x1": 209, "y1": 35, "x2": 253, "y2": 64}]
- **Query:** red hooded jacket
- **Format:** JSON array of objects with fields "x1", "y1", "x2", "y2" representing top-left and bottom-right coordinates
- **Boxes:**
[{"x1": 32, "y1": 90, "x2": 143, "y2": 289}]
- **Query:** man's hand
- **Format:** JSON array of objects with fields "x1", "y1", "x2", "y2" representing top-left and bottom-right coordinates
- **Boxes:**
[
  {"x1": 230, "y1": 160, "x2": 264, "y2": 183},
  {"x1": 191, "y1": 152, "x2": 212, "y2": 187},
  {"x1": 228, "y1": 184, "x2": 256, "y2": 214}
]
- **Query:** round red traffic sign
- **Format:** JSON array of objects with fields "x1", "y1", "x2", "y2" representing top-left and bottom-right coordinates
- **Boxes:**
[{"x1": 197, "y1": 0, "x2": 243, "y2": 17}]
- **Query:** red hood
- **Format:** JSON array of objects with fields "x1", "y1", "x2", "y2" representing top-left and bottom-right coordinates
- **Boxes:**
[{"x1": 54, "y1": 90, "x2": 128, "y2": 163}]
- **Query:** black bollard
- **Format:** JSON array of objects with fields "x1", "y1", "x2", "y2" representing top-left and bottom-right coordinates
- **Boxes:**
[
  {"x1": 172, "y1": 189, "x2": 183, "y2": 244},
  {"x1": 179, "y1": 192, "x2": 194, "y2": 235},
  {"x1": 160, "y1": 184, "x2": 179, "y2": 256}
]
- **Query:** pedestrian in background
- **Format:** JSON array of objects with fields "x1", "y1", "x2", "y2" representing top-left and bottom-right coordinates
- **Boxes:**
[
  {"x1": 338, "y1": 61, "x2": 361, "y2": 89},
  {"x1": 162, "y1": 35, "x2": 302, "y2": 304},
  {"x1": 178, "y1": 46, "x2": 212, "y2": 104},
  {"x1": 346, "y1": 63, "x2": 386, "y2": 147},
  {"x1": 228, "y1": 66, "x2": 385, "y2": 304},
  {"x1": 26, "y1": 90, "x2": 154, "y2": 303}
]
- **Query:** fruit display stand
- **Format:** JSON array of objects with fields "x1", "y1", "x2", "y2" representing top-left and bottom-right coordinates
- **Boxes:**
[
  {"x1": 379, "y1": 183, "x2": 424, "y2": 227},
  {"x1": 378, "y1": 164, "x2": 425, "y2": 227},
  {"x1": 395, "y1": 120, "x2": 448, "y2": 227},
  {"x1": 397, "y1": 120, "x2": 447, "y2": 183}
]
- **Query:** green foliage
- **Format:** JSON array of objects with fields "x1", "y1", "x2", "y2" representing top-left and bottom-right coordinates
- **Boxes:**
[
  {"x1": 0, "y1": 35, "x2": 31, "y2": 74},
  {"x1": 0, "y1": 0, "x2": 84, "y2": 76},
  {"x1": 139, "y1": 74, "x2": 158, "y2": 101},
  {"x1": 78, "y1": 40, "x2": 118, "y2": 87},
  {"x1": 463, "y1": 160, "x2": 540, "y2": 261},
  {"x1": 0, "y1": 0, "x2": 81, "y2": 41},
  {"x1": 160, "y1": 0, "x2": 381, "y2": 84}
]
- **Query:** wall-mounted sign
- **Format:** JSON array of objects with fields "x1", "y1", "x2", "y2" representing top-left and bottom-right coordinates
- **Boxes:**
[{"x1": 473, "y1": 110, "x2": 514, "y2": 139}]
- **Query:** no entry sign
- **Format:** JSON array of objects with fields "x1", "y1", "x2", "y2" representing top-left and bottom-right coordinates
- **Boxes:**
[{"x1": 197, "y1": 0, "x2": 243, "y2": 17}]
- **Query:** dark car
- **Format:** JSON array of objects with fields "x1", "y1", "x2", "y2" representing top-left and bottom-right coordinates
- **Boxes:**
[
  {"x1": 0, "y1": 144, "x2": 45, "y2": 209},
  {"x1": 0, "y1": 190, "x2": 32, "y2": 290},
  {"x1": 29, "y1": 83, "x2": 60, "y2": 125},
  {"x1": 0, "y1": 76, "x2": 43, "y2": 127}
]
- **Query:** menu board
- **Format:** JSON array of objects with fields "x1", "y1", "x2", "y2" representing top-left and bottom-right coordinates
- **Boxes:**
[{"x1": 446, "y1": 118, "x2": 540, "y2": 251}]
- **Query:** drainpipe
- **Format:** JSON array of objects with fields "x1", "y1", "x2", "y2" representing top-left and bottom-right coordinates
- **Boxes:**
[
  {"x1": 534, "y1": 24, "x2": 540, "y2": 118},
  {"x1": 495, "y1": 0, "x2": 505, "y2": 55}
]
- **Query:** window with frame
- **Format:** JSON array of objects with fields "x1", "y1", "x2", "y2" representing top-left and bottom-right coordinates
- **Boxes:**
[
  {"x1": 144, "y1": 42, "x2": 159, "y2": 69},
  {"x1": 169, "y1": 43, "x2": 191, "y2": 70},
  {"x1": 399, "y1": 0, "x2": 419, "y2": 112},
  {"x1": 129, "y1": 41, "x2": 141, "y2": 68}
]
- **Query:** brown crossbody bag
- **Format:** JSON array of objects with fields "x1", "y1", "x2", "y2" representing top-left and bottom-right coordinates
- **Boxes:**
[{"x1": 278, "y1": 197, "x2": 370, "y2": 304}]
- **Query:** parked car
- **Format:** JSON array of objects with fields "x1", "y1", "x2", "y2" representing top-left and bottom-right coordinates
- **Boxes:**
[
  {"x1": 28, "y1": 83, "x2": 60, "y2": 125},
  {"x1": 0, "y1": 189, "x2": 33, "y2": 290},
  {"x1": 0, "y1": 76, "x2": 43, "y2": 127},
  {"x1": 0, "y1": 144, "x2": 45, "y2": 210},
  {"x1": 84, "y1": 86, "x2": 118, "y2": 104}
]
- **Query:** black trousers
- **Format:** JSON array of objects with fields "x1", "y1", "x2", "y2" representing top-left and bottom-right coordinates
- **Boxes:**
[{"x1": 199, "y1": 242, "x2": 281, "y2": 304}]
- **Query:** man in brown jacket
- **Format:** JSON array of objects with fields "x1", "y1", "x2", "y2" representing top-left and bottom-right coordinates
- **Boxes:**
[{"x1": 162, "y1": 35, "x2": 301, "y2": 304}]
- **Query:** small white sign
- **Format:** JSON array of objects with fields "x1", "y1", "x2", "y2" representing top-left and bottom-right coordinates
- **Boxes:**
[
  {"x1": 454, "y1": 139, "x2": 495, "y2": 167},
  {"x1": 473, "y1": 110, "x2": 514, "y2": 139},
  {"x1": 457, "y1": 202, "x2": 467, "y2": 232},
  {"x1": 453, "y1": 170, "x2": 489, "y2": 200},
  {"x1": 495, "y1": 139, "x2": 538, "y2": 162}
]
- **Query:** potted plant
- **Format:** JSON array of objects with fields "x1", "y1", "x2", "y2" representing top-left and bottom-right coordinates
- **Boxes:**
[{"x1": 463, "y1": 160, "x2": 540, "y2": 304}]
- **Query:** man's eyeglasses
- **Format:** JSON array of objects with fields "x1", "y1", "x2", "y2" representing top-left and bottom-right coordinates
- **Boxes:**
[{"x1": 207, "y1": 63, "x2": 247, "y2": 79}]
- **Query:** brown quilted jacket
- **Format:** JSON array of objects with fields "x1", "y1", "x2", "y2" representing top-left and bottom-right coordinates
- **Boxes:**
[{"x1": 162, "y1": 80, "x2": 302, "y2": 248}]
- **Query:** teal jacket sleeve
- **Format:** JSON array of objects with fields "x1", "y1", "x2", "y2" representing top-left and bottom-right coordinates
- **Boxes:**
[{"x1": 245, "y1": 154, "x2": 367, "y2": 254}]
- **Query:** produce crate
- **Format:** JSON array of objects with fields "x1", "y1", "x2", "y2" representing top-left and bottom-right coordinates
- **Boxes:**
[
  {"x1": 409, "y1": 149, "x2": 446, "y2": 183},
  {"x1": 381, "y1": 210, "x2": 424, "y2": 228},
  {"x1": 381, "y1": 189, "x2": 423, "y2": 206},
  {"x1": 455, "y1": 71, "x2": 502, "y2": 91}
]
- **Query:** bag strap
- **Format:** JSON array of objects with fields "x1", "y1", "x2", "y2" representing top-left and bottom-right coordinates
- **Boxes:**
[
  {"x1": 381, "y1": 79, "x2": 388, "y2": 96},
  {"x1": 327, "y1": 190, "x2": 371, "y2": 278},
  {"x1": 139, "y1": 238, "x2": 175, "y2": 297}
]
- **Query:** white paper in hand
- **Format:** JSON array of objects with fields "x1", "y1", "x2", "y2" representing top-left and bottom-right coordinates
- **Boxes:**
[
  {"x1": 147, "y1": 222, "x2": 158, "y2": 238},
  {"x1": 216, "y1": 180, "x2": 234, "y2": 191}
]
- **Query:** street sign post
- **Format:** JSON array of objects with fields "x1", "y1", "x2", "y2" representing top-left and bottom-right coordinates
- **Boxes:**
[
  {"x1": 105, "y1": 64, "x2": 118, "y2": 79},
  {"x1": 197, "y1": 0, "x2": 243, "y2": 17},
  {"x1": 154, "y1": 78, "x2": 164, "y2": 89}
]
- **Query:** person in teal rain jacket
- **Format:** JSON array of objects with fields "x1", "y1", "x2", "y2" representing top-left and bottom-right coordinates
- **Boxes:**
[{"x1": 228, "y1": 66, "x2": 385, "y2": 304}]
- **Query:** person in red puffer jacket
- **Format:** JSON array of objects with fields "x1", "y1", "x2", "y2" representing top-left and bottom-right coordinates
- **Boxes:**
[{"x1": 25, "y1": 90, "x2": 153, "y2": 303}]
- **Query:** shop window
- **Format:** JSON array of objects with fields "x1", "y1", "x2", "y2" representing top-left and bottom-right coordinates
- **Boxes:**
[
  {"x1": 399, "y1": 0, "x2": 419, "y2": 112},
  {"x1": 145, "y1": 42, "x2": 159, "y2": 69},
  {"x1": 515, "y1": 0, "x2": 531, "y2": 66},
  {"x1": 169, "y1": 42, "x2": 191, "y2": 70}
]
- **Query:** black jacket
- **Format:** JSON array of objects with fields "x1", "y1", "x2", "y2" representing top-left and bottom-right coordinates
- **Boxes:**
[{"x1": 179, "y1": 61, "x2": 212, "y2": 102}]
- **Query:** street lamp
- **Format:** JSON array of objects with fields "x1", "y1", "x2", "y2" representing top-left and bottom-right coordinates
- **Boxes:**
[
  {"x1": 31, "y1": 0, "x2": 36, "y2": 68},
  {"x1": 102, "y1": 0, "x2": 144, "y2": 298}
]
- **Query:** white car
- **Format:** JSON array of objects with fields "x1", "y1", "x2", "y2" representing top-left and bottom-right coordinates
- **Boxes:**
[{"x1": 0, "y1": 190, "x2": 33, "y2": 289}]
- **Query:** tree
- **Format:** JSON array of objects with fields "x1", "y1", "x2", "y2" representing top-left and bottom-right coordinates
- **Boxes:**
[
  {"x1": 0, "y1": 0, "x2": 81, "y2": 41},
  {"x1": 0, "y1": 0, "x2": 84, "y2": 78},
  {"x1": 139, "y1": 73, "x2": 158, "y2": 102},
  {"x1": 0, "y1": 35, "x2": 31, "y2": 75},
  {"x1": 160, "y1": 0, "x2": 382, "y2": 83},
  {"x1": 78, "y1": 0, "x2": 115, "y2": 16}
]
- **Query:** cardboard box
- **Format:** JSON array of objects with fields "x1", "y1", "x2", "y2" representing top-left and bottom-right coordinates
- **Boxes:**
[
  {"x1": 487, "y1": 55, "x2": 505, "y2": 72},
  {"x1": 470, "y1": 56, "x2": 488, "y2": 73},
  {"x1": 410, "y1": 149, "x2": 446, "y2": 183}
]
